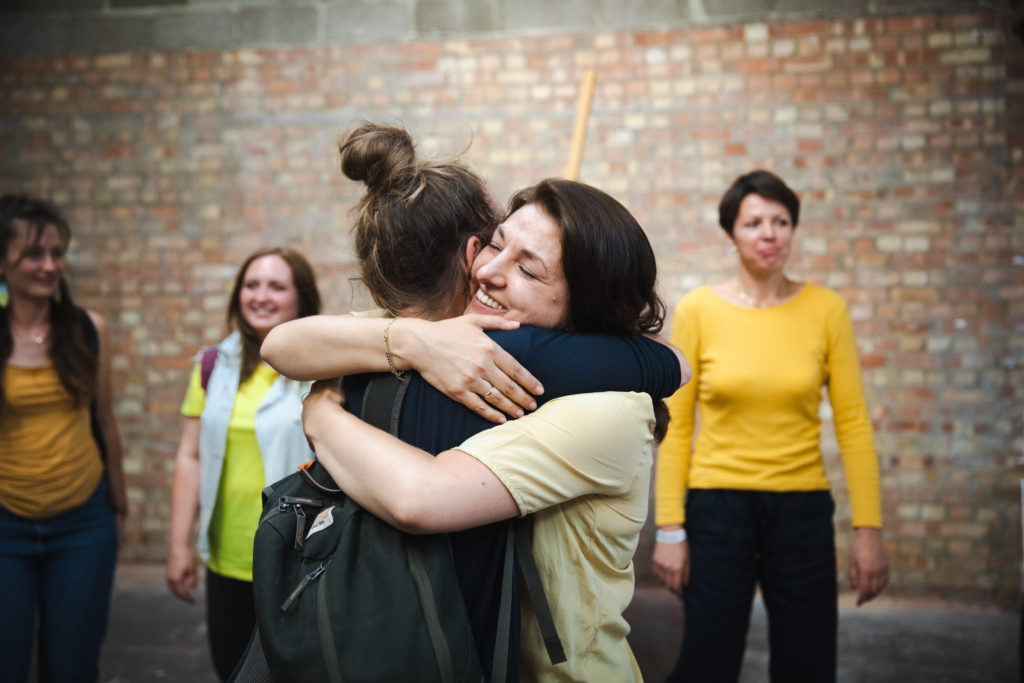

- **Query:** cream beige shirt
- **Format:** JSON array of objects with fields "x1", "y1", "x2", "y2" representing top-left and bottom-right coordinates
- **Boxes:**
[{"x1": 459, "y1": 391, "x2": 655, "y2": 683}]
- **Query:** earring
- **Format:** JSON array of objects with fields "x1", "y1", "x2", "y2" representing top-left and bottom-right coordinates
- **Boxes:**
[
  {"x1": 0, "y1": 281, "x2": 8, "y2": 309},
  {"x1": 53, "y1": 282, "x2": 62, "y2": 304}
]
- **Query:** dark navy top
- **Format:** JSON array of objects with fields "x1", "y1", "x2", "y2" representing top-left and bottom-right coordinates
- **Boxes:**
[{"x1": 343, "y1": 326, "x2": 681, "y2": 681}]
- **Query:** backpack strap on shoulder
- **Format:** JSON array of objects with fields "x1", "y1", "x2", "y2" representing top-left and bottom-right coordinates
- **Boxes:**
[
  {"x1": 200, "y1": 346, "x2": 219, "y2": 391},
  {"x1": 361, "y1": 373, "x2": 410, "y2": 436},
  {"x1": 299, "y1": 375, "x2": 410, "y2": 496},
  {"x1": 514, "y1": 517, "x2": 566, "y2": 665}
]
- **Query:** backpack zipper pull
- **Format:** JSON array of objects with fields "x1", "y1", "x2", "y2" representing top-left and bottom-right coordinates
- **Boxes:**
[
  {"x1": 280, "y1": 562, "x2": 327, "y2": 612},
  {"x1": 293, "y1": 505, "x2": 307, "y2": 549}
]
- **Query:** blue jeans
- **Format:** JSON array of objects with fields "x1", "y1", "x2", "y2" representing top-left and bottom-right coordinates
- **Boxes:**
[
  {"x1": 0, "y1": 479, "x2": 118, "y2": 683},
  {"x1": 666, "y1": 490, "x2": 838, "y2": 683}
]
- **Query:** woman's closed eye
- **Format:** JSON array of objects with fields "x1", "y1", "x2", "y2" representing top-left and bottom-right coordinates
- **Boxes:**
[{"x1": 518, "y1": 265, "x2": 538, "y2": 280}]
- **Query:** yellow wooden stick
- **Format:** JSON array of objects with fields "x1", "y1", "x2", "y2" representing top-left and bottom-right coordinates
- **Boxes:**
[{"x1": 564, "y1": 69, "x2": 596, "y2": 181}]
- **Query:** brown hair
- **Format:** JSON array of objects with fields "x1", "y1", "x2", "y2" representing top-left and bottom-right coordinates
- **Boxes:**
[
  {"x1": 506, "y1": 179, "x2": 671, "y2": 441},
  {"x1": 507, "y1": 178, "x2": 666, "y2": 335},
  {"x1": 0, "y1": 194, "x2": 95, "y2": 417},
  {"x1": 339, "y1": 122, "x2": 500, "y2": 317},
  {"x1": 226, "y1": 247, "x2": 322, "y2": 383}
]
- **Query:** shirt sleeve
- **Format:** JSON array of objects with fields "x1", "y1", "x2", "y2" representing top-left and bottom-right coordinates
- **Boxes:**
[
  {"x1": 457, "y1": 392, "x2": 655, "y2": 515},
  {"x1": 654, "y1": 294, "x2": 700, "y2": 527},
  {"x1": 180, "y1": 363, "x2": 206, "y2": 418},
  {"x1": 488, "y1": 327, "x2": 681, "y2": 404},
  {"x1": 826, "y1": 297, "x2": 883, "y2": 528}
]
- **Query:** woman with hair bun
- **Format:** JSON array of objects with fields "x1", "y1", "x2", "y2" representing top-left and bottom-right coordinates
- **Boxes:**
[
  {"x1": 263, "y1": 122, "x2": 690, "y2": 680},
  {"x1": 0, "y1": 194, "x2": 126, "y2": 683}
]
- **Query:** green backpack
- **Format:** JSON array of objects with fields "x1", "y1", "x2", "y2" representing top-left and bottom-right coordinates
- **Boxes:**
[{"x1": 244, "y1": 374, "x2": 564, "y2": 683}]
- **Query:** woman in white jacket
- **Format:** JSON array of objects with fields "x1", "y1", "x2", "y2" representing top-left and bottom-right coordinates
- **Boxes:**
[{"x1": 165, "y1": 247, "x2": 322, "y2": 681}]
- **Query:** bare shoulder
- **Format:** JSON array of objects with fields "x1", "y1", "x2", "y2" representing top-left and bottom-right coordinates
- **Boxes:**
[{"x1": 85, "y1": 308, "x2": 106, "y2": 333}]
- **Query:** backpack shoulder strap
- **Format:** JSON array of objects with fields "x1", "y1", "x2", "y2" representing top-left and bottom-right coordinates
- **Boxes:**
[
  {"x1": 200, "y1": 346, "x2": 219, "y2": 391},
  {"x1": 299, "y1": 375, "x2": 410, "y2": 497},
  {"x1": 515, "y1": 517, "x2": 566, "y2": 665},
  {"x1": 361, "y1": 373, "x2": 410, "y2": 435}
]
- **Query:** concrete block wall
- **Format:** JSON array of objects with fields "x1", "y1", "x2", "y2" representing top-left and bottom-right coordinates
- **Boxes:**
[{"x1": 1, "y1": 2, "x2": 1022, "y2": 606}]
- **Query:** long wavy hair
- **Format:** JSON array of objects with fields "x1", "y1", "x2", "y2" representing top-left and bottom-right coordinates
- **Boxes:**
[{"x1": 0, "y1": 194, "x2": 95, "y2": 418}]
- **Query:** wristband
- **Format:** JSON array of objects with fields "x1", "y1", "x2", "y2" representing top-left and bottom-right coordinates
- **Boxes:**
[{"x1": 656, "y1": 528, "x2": 687, "y2": 543}]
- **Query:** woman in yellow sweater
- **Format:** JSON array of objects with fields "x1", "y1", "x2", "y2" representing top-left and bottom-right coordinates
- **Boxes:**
[
  {"x1": 653, "y1": 170, "x2": 889, "y2": 682},
  {"x1": 0, "y1": 194, "x2": 126, "y2": 682}
]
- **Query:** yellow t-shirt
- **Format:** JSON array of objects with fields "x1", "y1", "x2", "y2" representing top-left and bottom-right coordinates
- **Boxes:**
[
  {"x1": 0, "y1": 365, "x2": 103, "y2": 519},
  {"x1": 181, "y1": 363, "x2": 279, "y2": 581},
  {"x1": 654, "y1": 283, "x2": 882, "y2": 528},
  {"x1": 459, "y1": 391, "x2": 655, "y2": 683}
]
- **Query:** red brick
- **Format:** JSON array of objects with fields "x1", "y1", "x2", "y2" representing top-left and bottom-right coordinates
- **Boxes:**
[{"x1": 0, "y1": 9, "x2": 1017, "y2": 609}]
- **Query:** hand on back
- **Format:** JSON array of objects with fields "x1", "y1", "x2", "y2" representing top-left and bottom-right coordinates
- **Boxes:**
[{"x1": 402, "y1": 315, "x2": 544, "y2": 424}]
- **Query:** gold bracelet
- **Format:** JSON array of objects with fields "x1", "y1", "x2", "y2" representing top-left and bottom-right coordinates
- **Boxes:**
[{"x1": 384, "y1": 318, "x2": 404, "y2": 381}]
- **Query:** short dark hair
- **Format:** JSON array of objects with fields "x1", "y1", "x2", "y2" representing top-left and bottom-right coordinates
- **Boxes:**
[
  {"x1": 718, "y1": 170, "x2": 800, "y2": 236},
  {"x1": 507, "y1": 178, "x2": 665, "y2": 336},
  {"x1": 226, "y1": 247, "x2": 322, "y2": 382}
]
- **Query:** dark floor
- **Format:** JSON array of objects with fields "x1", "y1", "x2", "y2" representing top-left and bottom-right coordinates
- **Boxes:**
[{"x1": 98, "y1": 563, "x2": 1018, "y2": 682}]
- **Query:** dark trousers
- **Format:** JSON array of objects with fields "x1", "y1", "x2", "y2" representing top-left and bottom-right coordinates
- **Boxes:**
[
  {"x1": 666, "y1": 489, "x2": 838, "y2": 683},
  {"x1": 0, "y1": 479, "x2": 118, "y2": 683},
  {"x1": 205, "y1": 568, "x2": 256, "y2": 682}
]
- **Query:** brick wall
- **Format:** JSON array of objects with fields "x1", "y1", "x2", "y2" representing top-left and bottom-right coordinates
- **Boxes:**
[{"x1": 1, "y1": 9, "x2": 1021, "y2": 607}]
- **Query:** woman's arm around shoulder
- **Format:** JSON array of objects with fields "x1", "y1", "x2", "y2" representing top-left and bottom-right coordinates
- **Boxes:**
[
  {"x1": 647, "y1": 333, "x2": 691, "y2": 389},
  {"x1": 263, "y1": 314, "x2": 540, "y2": 422}
]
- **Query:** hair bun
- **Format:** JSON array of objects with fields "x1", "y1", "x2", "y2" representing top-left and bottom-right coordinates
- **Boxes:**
[{"x1": 339, "y1": 123, "x2": 416, "y2": 191}]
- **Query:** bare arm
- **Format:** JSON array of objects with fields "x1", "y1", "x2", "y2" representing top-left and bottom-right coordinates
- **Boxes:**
[
  {"x1": 262, "y1": 314, "x2": 542, "y2": 422},
  {"x1": 166, "y1": 417, "x2": 201, "y2": 603},
  {"x1": 88, "y1": 311, "x2": 127, "y2": 525},
  {"x1": 302, "y1": 380, "x2": 518, "y2": 533}
]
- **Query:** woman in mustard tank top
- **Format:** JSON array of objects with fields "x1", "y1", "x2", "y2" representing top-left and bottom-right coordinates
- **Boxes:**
[{"x1": 0, "y1": 194, "x2": 127, "y2": 683}]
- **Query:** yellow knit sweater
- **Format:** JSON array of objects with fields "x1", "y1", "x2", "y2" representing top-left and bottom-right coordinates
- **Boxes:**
[{"x1": 654, "y1": 283, "x2": 882, "y2": 529}]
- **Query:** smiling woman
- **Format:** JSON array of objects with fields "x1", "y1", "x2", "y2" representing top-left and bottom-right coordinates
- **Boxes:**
[
  {"x1": 296, "y1": 176, "x2": 688, "y2": 681},
  {"x1": 261, "y1": 124, "x2": 690, "y2": 680},
  {"x1": 0, "y1": 194, "x2": 126, "y2": 682},
  {"x1": 466, "y1": 204, "x2": 570, "y2": 330},
  {"x1": 165, "y1": 247, "x2": 322, "y2": 681}
]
